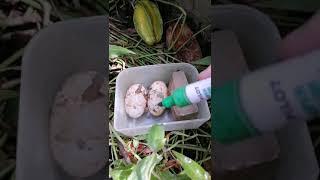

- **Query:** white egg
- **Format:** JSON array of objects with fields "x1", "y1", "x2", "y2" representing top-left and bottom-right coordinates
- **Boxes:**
[
  {"x1": 49, "y1": 71, "x2": 106, "y2": 178},
  {"x1": 125, "y1": 84, "x2": 147, "y2": 118},
  {"x1": 148, "y1": 81, "x2": 168, "y2": 116}
]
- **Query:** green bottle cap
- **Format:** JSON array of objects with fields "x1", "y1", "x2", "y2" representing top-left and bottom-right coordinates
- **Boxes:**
[
  {"x1": 212, "y1": 80, "x2": 260, "y2": 143},
  {"x1": 162, "y1": 87, "x2": 191, "y2": 108},
  {"x1": 161, "y1": 96, "x2": 175, "y2": 108}
]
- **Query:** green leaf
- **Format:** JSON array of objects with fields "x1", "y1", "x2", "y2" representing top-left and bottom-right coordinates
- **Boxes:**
[
  {"x1": 135, "y1": 134, "x2": 147, "y2": 141},
  {"x1": 151, "y1": 169, "x2": 191, "y2": 180},
  {"x1": 147, "y1": 124, "x2": 166, "y2": 152},
  {"x1": 172, "y1": 151, "x2": 211, "y2": 180},
  {"x1": 161, "y1": 171, "x2": 191, "y2": 180},
  {"x1": 128, "y1": 153, "x2": 162, "y2": 180},
  {"x1": 176, "y1": 171, "x2": 192, "y2": 180},
  {"x1": 0, "y1": 90, "x2": 18, "y2": 101},
  {"x1": 111, "y1": 165, "x2": 135, "y2": 180},
  {"x1": 155, "y1": 170, "x2": 175, "y2": 179},
  {"x1": 109, "y1": 45, "x2": 136, "y2": 59},
  {"x1": 191, "y1": 56, "x2": 211, "y2": 66}
]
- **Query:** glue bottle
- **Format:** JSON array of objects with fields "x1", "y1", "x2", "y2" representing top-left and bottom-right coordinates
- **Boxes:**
[
  {"x1": 213, "y1": 50, "x2": 320, "y2": 143},
  {"x1": 160, "y1": 78, "x2": 211, "y2": 108}
]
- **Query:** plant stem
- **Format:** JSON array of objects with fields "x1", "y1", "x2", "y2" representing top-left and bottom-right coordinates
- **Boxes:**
[
  {"x1": 0, "y1": 160, "x2": 15, "y2": 179},
  {"x1": 175, "y1": 24, "x2": 211, "y2": 53},
  {"x1": 198, "y1": 128, "x2": 210, "y2": 136},
  {"x1": 49, "y1": 0, "x2": 64, "y2": 20},
  {"x1": 0, "y1": 133, "x2": 8, "y2": 147},
  {"x1": 109, "y1": 123, "x2": 126, "y2": 148},
  {"x1": 0, "y1": 48, "x2": 24, "y2": 69},
  {"x1": 168, "y1": 13, "x2": 184, "y2": 50},
  {"x1": 181, "y1": 130, "x2": 185, "y2": 154},
  {"x1": 156, "y1": 0, "x2": 187, "y2": 51},
  {"x1": 198, "y1": 156, "x2": 211, "y2": 165},
  {"x1": 110, "y1": 133, "x2": 119, "y2": 160},
  {"x1": 168, "y1": 144, "x2": 208, "y2": 152},
  {"x1": 21, "y1": 0, "x2": 42, "y2": 10},
  {"x1": 165, "y1": 16, "x2": 183, "y2": 25},
  {"x1": 1, "y1": 79, "x2": 21, "y2": 89},
  {"x1": 166, "y1": 134, "x2": 199, "y2": 152},
  {"x1": 168, "y1": 134, "x2": 178, "y2": 143},
  {"x1": 0, "y1": 66, "x2": 21, "y2": 73},
  {"x1": 203, "y1": 142, "x2": 211, "y2": 159},
  {"x1": 137, "y1": 52, "x2": 174, "y2": 59},
  {"x1": 109, "y1": 123, "x2": 141, "y2": 160},
  {"x1": 162, "y1": 147, "x2": 168, "y2": 162}
]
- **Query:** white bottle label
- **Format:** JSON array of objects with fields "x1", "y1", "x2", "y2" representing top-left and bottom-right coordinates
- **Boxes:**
[
  {"x1": 239, "y1": 50, "x2": 320, "y2": 132},
  {"x1": 185, "y1": 78, "x2": 211, "y2": 104}
]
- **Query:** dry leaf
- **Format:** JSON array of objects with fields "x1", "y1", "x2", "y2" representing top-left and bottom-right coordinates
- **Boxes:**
[{"x1": 166, "y1": 23, "x2": 202, "y2": 62}]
